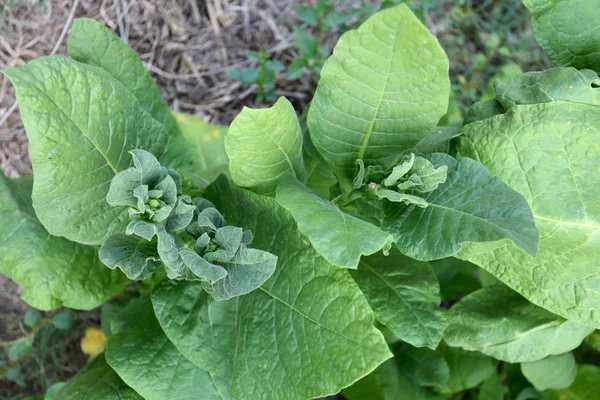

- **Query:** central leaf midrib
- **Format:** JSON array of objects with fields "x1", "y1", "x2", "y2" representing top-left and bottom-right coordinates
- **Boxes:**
[{"x1": 357, "y1": 24, "x2": 401, "y2": 161}]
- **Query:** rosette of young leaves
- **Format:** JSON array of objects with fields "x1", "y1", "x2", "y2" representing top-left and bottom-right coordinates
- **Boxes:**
[
  {"x1": 99, "y1": 150, "x2": 196, "y2": 280},
  {"x1": 183, "y1": 204, "x2": 277, "y2": 300},
  {"x1": 106, "y1": 149, "x2": 181, "y2": 223},
  {"x1": 354, "y1": 153, "x2": 448, "y2": 208}
]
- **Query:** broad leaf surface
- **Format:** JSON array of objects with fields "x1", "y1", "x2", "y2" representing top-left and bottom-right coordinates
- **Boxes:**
[
  {"x1": 464, "y1": 99, "x2": 506, "y2": 125},
  {"x1": 3, "y1": 56, "x2": 169, "y2": 244},
  {"x1": 543, "y1": 365, "x2": 600, "y2": 400},
  {"x1": 521, "y1": 353, "x2": 577, "y2": 391},
  {"x1": 394, "y1": 344, "x2": 450, "y2": 387},
  {"x1": 276, "y1": 176, "x2": 392, "y2": 268},
  {"x1": 152, "y1": 176, "x2": 391, "y2": 400},
  {"x1": 435, "y1": 343, "x2": 497, "y2": 395},
  {"x1": 55, "y1": 354, "x2": 142, "y2": 400},
  {"x1": 351, "y1": 250, "x2": 446, "y2": 349},
  {"x1": 445, "y1": 285, "x2": 593, "y2": 362},
  {"x1": 478, "y1": 373, "x2": 504, "y2": 400},
  {"x1": 225, "y1": 97, "x2": 305, "y2": 194},
  {"x1": 68, "y1": 18, "x2": 190, "y2": 168},
  {"x1": 0, "y1": 173, "x2": 126, "y2": 310},
  {"x1": 106, "y1": 297, "x2": 236, "y2": 400},
  {"x1": 383, "y1": 153, "x2": 539, "y2": 260},
  {"x1": 174, "y1": 112, "x2": 229, "y2": 182},
  {"x1": 523, "y1": 0, "x2": 600, "y2": 73},
  {"x1": 494, "y1": 68, "x2": 600, "y2": 109},
  {"x1": 307, "y1": 3, "x2": 449, "y2": 188},
  {"x1": 302, "y1": 117, "x2": 337, "y2": 199},
  {"x1": 455, "y1": 102, "x2": 600, "y2": 327}
]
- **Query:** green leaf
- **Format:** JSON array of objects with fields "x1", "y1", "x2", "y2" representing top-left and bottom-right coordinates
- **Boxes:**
[
  {"x1": 455, "y1": 102, "x2": 600, "y2": 328},
  {"x1": 276, "y1": 176, "x2": 392, "y2": 268},
  {"x1": 384, "y1": 153, "x2": 539, "y2": 261},
  {"x1": 99, "y1": 234, "x2": 162, "y2": 280},
  {"x1": 3, "y1": 56, "x2": 169, "y2": 245},
  {"x1": 152, "y1": 176, "x2": 391, "y2": 400},
  {"x1": 444, "y1": 285, "x2": 593, "y2": 362},
  {"x1": 203, "y1": 247, "x2": 277, "y2": 301},
  {"x1": 55, "y1": 354, "x2": 142, "y2": 400},
  {"x1": 543, "y1": 364, "x2": 600, "y2": 400},
  {"x1": 45, "y1": 382, "x2": 66, "y2": 400},
  {"x1": 106, "y1": 297, "x2": 236, "y2": 400},
  {"x1": 523, "y1": 0, "x2": 600, "y2": 73},
  {"x1": 343, "y1": 358, "x2": 428, "y2": 400},
  {"x1": 296, "y1": 5, "x2": 318, "y2": 26},
  {"x1": 308, "y1": 3, "x2": 449, "y2": 189},
  {"x1": 351, "y1": 250, "x2": 446, "y2": 349},
  {"x1": 464, "y1": 99, "x2": 506, "y2": 125},
  {"x1": 23, "y1": 309, "x2": 41, "y2": 328},
  {"x1": 52, "y1": 309, "x2": 75, "y2": 330},
  {"x1": 521, "y1": 353, "x2": 577, "y2": 391},
  {"x1": 431, "y1": 258, "x2": 481, "y2": 301},
  {"x1": 225, "y1": 97, "x2": 305, "y2": 194},
  {"x1": 9, "y1": 341, "x2": 31, "y2": 361},
  {"x1": 411, "y1": 126, "x2": 461, "y2": 156},
  {"x1": 67, "y1": 18, "x2": 190, "y2": 168},
  {"x1": 494, "y1": 68, "x2": 600, "y2": 109},
  {"x1": 0, "y1": 173, "x2": 126, "y2": 310},
  {"x1": 394, "y1": 344, "x2": 450, "y2": 388},
  {"x1": 301, "y1": 112, "x2": 337, "y2": 199},
  {"x1": 435, "y1": 342, "x2": 498, "y2": 394},
  {"x1": 174, "y1": 112, "x2": 229, "y2": 182},
  {"x1": 478, "y1": 373, "x2": 505, "y2": 400}
]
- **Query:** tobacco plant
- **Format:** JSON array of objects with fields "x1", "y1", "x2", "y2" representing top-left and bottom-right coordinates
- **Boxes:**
[{"x1": 1, "y1": 1, "x2": 599, "y2": 399}]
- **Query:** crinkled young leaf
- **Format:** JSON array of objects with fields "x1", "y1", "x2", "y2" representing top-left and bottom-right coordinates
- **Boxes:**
[
  {"x1": 435, "y1": 342, "x2": 497, "y2": 395},
  {"x1": 444, "y1": 285, "x2": 593, "y2": 363},
  {"x1": 521, "y1": 353, "x2": 577, "y2": 391},
  {"x1": 276, "y1": 176, "x2": 392, "y2": 268},
  {"x1": 308, "y1": 3, "x2": 449, "y2": 189},
  {"x1": 394, "y1": 344, "x2": 450, "y2": 388},
  {"x1": 165, "y1": 196, "x2": 196, "y2": 232},
  {"x1": 179, "y1": 247, "x2": 228, "y2": 283},
  {"x1": 544, "y1": 365, "x2": 600, "y2": 400},
  {"x1": 152, "y1": 176, "x2": 391, "y2": 400},
  {"x1": 523, "y1": 0, "x2": 600, "y2": 73},
  {"x1": 55, "y1": 354, "x2": 142, "y2": 400},
  {"x1": 68, "y1": 18, "x2": 191, "y2": 168},
  {"x1": 99, "y1": 234, "x2": 162, "y2": 280},
  {"x1": 455, "y1": 102, "x2": 600, "y2": 328},
  {"x1": 384, "y1": 153, "x2": 539, "y2": 261},
  {"x1": 382, "y1": 154, "x2": 415, "y2": 187},
  {"x1": 494, "y1": 68, "x2": 600, "y2": 109},
  {"x1": 376, "y1": 189, "x2": 429, "y2": 208},
  {"x1": 2, "y1": 56, "x2": 169, "y2": 244},
  {"x1": 106, "y1": 297, "x2": 237, "y2": 400},
  {"x1": 203, "y1": 246, "x2": 277, "y2": 301},
  {"x1": 0, "y1": 173, "x2": 126, "y2": 310},
  {"x1": 351, "y1": 250, "x2": 446, "y2": 349},
  {"x1": 225, "y1": 97, "x2": 305, "y2": 194}
]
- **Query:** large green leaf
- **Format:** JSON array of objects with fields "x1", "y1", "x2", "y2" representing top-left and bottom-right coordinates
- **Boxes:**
[
  {"x1": 543, "y1": 364, "x2": 600, "y2": 400},
  {"x1": 0, "y1": 173, "x2": 126, "y2": 310},
  {"x1": 225, "y1": 97, "x2": 305, "y2": 194},
  {"x1": 435, "y1": 343, "x2": 498, "y2": 395},
  {"x1": 444, "y1": 285, "x2": 593, "y2": 363},
  {"x1": 342, "y1": 358, "x2": 432, "y2": 400},
  {"x1": 3, "y1": 56, "x2": 169, "y2": 244},
  {"x1": 523, "y1": 0, "x2": 600, "y2": 73},
  {"x1": 174, "y1": 112, "x2": 229, "y2": 181},
  {"x1": 67, "y1": 18, "x2": 190, "y2": 168},
  {"x1": 394, "y1": 344, "x2": 450, "y2": 388},
  {"x1": 351, "y1": 250, "x2": 446, "y2": 349},
  {"x1": 55, "y1": 354, "x2": 142, "y2": 400},
  {"x1": 521, "y1": 353, "x2": 577, "y2": 391},
  {"x1": 455, "y1": 101, "x2": 600, "y2": 328},
  {"x1": 494, "y1": 68, "x2": 600, "y2": 109},
  {"x1": 383, "y1": 153, "x2": 539, "y2": 261},
  {"x1": 301, "y1": 114, "x2": 337, "y2": 199},
  {"x1": 152, "y1": 176, "x2": 391, "y2": 400},
  {"x1": 307, "y1": 3, "x2": 449, "y2": 188},
  {"x1": 106, "y1": 297, "x2": 236, "y2": 400},
  {"x1": 276, "y1": 176, "x2": 392, "y2": 268}
]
